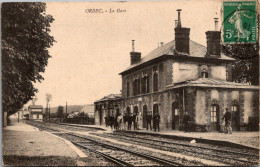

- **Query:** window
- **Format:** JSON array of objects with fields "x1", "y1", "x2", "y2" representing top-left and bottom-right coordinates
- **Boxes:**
[
  {"x1": 174, "y1": 109, "x2": 179, "y2": 115},
  {"x1": 201, "y1": 70, "x2": 208, "y2": 78},
  {"x1": 137, "y1": 78, "x2": 141, "y2": 95},
  {"x1": 126, "y1": 81, "x2": 130, "y2": 97},
  {"x1": 37, "y1": 114, "x2": 39, "y2": 119},
  {"x1": 210, "y1": 105, "x2": 217, "y2": 122},
  {"x1": 133, "y1": 78, "x2": 141, "y2": 96},
  {"x1": 231, "y1": 105, "x2": 237, "y2": 112},
  {"x1": 153, "y1": 70, "x2": 158, "y2": 92},
  {"x1": 200, "y1": 65, "x2": 209, "y2": 78},
  {"x1": 147, "y1": 75, "x2": 150, "y2": 93}
]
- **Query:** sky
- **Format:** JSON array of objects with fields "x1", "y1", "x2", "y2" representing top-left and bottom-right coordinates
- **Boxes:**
[{"x1": 27, "y1": 0, "x2": 223, "y2": 107}]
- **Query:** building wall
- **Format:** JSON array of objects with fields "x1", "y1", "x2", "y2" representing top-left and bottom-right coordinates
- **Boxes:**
[
  {"x1": 190, "y1": 88, "x2": 258, "y2": 131},
  {"x1": 243, "y1": 91, "x2": 253, "y2": 124},
  {"x1": 122, "y1": 59, "x2": 172, "y2": 98},
  {"x1": 172, "y1": 62, "x2": 198, "y2": 83},
  {"x1": 172, "y1": 62, "x2": 227, "y2": 83}
]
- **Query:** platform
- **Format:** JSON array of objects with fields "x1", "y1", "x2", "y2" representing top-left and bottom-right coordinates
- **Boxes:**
[
  {"x1": 61, "y1": 123, "x2": 259, "y2": 150},
  {"x1": 2, "y1": 121, "x2": 98, "y2": 166}
]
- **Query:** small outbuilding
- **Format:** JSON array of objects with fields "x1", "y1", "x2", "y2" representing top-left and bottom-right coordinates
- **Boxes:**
[{"x1": 28, "y1": 105, "x2": 43, "y2": 121}]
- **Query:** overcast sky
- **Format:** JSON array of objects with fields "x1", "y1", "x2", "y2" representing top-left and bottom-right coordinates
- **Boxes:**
[{"x1": 28, "y1": 0, "x2": 222, "y2": 107}]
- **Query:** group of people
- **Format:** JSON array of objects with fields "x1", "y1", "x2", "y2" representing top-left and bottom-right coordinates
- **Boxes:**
[
  {"x1": 182, "y1": 108, "x2": 233, "y2": 134},
  {"x1": 104, "y1": 111, "x2": 161, "y2": 131},
  {"x1": 104, "y1": 108, "x2": 233, "y2": 134}
]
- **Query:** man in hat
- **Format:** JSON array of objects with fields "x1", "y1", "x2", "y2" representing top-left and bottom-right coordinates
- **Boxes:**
[
  {"x1": 222, "y1": 108, "x2": 232, "y2": 134},
  {"x1": 146, "y1": 111, "x2": 152, "y2": 130},
  {"x1": 183, "y1": 111, "x2": 191, "y2": 132}
]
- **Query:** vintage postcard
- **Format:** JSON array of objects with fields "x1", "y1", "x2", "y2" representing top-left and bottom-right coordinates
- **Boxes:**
[{"x1": 2, "y1": 0, "x2": 259, "y2": 166}]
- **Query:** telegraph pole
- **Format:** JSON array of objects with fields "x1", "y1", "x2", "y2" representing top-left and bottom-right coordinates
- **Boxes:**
[
  {"x1": 49, "y1": 104, "x2": 51, "y2": 123},
  {"x1": 65, "y1": 101, "x2": 67, "y2": 122}
]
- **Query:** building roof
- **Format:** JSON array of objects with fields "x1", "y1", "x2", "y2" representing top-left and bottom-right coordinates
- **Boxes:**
[
  {"x1": 95, "y1": 94, "x2": 122, "y2": 103},
  {"x1": 79, "y1": 104, "x2": 94, "y2": 116},
  {"x1": 28, "y1": 105, "x2": 43, "y2": 109},
  {"x1": 120, "y1": 40, "x2": 234, "y2": 74},
  {"x1": 166, "y1": 78, "x2": 259, "y2": 89}
]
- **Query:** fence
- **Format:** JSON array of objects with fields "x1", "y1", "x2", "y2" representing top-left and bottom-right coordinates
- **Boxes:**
[{"x1": 65, "y1": 117, "x2": 95, "y2": 125}]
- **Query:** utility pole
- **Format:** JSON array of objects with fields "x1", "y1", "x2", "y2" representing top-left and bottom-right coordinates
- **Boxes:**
[
  {"x1": 65, "y1": 101, "x2": 67, "y2": 123},
  {"x1": 49, "y1": 104, "x2": 51, "y2": 123}
]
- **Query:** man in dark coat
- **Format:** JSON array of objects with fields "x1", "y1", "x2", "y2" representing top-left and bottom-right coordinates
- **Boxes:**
[
  {"x1": 105, "y1": 115, "x2": 109, "y2": 127},
  {"x1": 147, "y1": 112, "x2": 152, "y2": 130},
  {"x1": 222, "y1": 108, "x2": 232, "y2": 134},
  {"x1": 154, "y1": 113, "x2": 160, "y2": 132},
  {"x1": 133, "y1": 113, "x2": 137, "y2": 130},
  {"x1": 128, "y1": 113, "x2": 133, "y2": 130},
  {"x1": 109, "y1": 115, "x2": 114, "y2": 130},
  {"x1": 183, "y1": 112, "x2": 190, "y2": 132},
  {"x1": 123, "y1": 112, "x2": 128, "y2": 130}
]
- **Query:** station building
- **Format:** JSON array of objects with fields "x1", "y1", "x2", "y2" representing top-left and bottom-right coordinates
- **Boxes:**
[
  {"x1": 94, "y1": 94, "x2": 123, "y2": 125},
  {"x1": 28, "y1": 105, "x2": 43, "y2": 121},
  {"x1": 95, "y1": 10, "x2": 259, "y2": 131}
]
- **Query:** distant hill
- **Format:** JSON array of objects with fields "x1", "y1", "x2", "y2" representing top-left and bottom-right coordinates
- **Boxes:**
[{"x1": 44, "y1": 105, "x2": 88, "y2": 114}]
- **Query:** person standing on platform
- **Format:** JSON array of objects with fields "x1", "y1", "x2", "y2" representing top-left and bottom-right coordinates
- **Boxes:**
[
  {"x1": 133, "y1": 113, "x2": 137, "y2": 130},
  {"x1": 136, "y1": 113, "x2": 142, "y2": 130},
  {"x1": 222, "y1": 108, "x2": 232, "y2": 134},
  {"x1": 114, "y1": 114, "x2": 118, "y2": 130},
  {"x1": 117, "y1": 113, "x2": 123, "y2": 130},
  {"x1": 147, "y1": 112, "x2": 152, "y2": 130},
  {"x1": 123, "y1": 112, "x2": 128, "y2": 130},
  {"x1": 128, "y1": 113, "x2": 133, "y2": 130},
  {"x1": 154, "y1": 113, "x2": 160, "y2": 132},
  {"x1": 109, "y1": 114, "x2": 114, "y2": 130},
  {"x1": 105, "y1": 115, "x2": 109, "y2": 127},
  {"x1": 183, "y1": 112, "x2": 190, "y2": 132}
]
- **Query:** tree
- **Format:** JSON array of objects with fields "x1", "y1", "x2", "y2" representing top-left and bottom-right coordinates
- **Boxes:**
[
  {"x1": 56, "y1": 106, "x2": 64, "y2": 122},
  {"x1": 45, "y1": 93, "x2": 52, "y2": 122},
  {"x1": 222, "y1": 43, "x2": 259, "y2": 85},
  {"x1": 31, "y1": 96, "x2": 38, "y2": 105},
  {"x1": 2, "y1": 2, "x2": 55, "y2": 119}
]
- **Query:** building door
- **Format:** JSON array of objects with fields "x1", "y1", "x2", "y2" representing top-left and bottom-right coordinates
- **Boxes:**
[
  {"x1": 172, "y1": 102, "x2": 180, "y2": 130},
  {"x1": 231, "y1": 105, "x2": 240, "y2": 131},
  {"x1": 153, "y1": 104, "x2": 159, "y2": 129},
  {"x1": 143, "y1": 105, "x2": 148, "y2": 128},
  {"x1": 210, "y1": 105, "x2": 220, "y2": 131}
]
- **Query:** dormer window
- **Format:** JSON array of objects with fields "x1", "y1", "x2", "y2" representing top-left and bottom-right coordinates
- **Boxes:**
[
  {"x1": 200, "y1": 65, "x2": 209, "y2": 78},
  {"x1": 201, "y1": 69, "x2": 208, "y2": 78}
]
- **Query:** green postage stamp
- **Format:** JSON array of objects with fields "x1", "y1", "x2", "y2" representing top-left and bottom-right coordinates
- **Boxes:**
[{"x1": 223, "y1": 1, "x2": 257, "y2": 43}]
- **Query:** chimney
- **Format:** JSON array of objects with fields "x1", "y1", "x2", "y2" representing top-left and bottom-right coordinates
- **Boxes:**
[
  {"x1": 174, "y1": 9, "x2": 190, "y2": 54},
  {"x1": 130, "y1": 40, "x2": 141, "y2": 65},
  {"x1": 174, "y1": 20, "x2": 178, "y2": 28},
  {"x1": 205, "y1": 18, "x2": 221, "y2": 58}
]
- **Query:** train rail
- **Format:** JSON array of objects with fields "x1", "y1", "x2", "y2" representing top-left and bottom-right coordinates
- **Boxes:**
[
  {"x1": 62, "y1": 133, "x2": 184, "y2": 166},
  {"x1": 24, "y1": 121, "x2": 193, "y2": 166},
  {"x1": 93, "y1": 132, "x2": 259, "y2": 166}
]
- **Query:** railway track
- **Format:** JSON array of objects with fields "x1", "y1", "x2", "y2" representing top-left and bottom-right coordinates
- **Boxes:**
[
  {"x1": 24, "y1": 121, "x2": 191, "y2": 166},
  {"x1": 63, "y1": 133, "x2": 184, "y2": 166},
  {"x1": 93, "y1": 132, "x2": 259, "y2": 166}
]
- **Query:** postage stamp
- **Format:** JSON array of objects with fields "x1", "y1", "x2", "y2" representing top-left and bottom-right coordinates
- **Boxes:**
[{"x1": 223, "y1": 1, "x2": 257, "y2": 43}]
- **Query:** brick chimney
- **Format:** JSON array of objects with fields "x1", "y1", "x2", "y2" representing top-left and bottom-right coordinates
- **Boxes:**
[
  {"x1": 174, "y1": 9, "x2": 190, "y2": 55},
  {"x1": 205, "y1": 18, "x2": 221, "y2": 58},
  {"x1": 130, "y1": 40, "x2": 141, "y2": 65}
]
